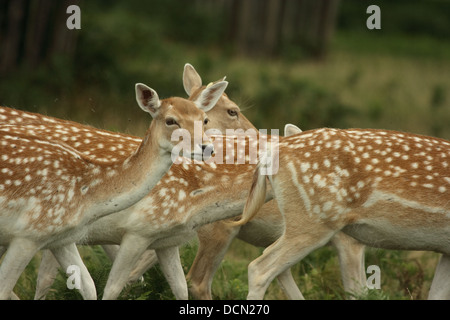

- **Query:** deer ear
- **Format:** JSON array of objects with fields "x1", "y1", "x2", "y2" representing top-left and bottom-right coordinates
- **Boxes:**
[
  {"x1": 183, "y1": 63, "x2": 202, "y2": 96},
  {"x1": 284, "y1": 124, "x2": 302, "y2": 137},
  {"x1": 135, "y1": 83, "x2": 161, "y2": 118},
  {"x1": 194, "y1": 81, "x2": 228, "y2": 112}
]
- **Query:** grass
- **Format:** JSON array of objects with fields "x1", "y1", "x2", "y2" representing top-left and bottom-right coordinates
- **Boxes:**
[{"x1": 11, "y1": 240, "x2": 440, "y2": 300}]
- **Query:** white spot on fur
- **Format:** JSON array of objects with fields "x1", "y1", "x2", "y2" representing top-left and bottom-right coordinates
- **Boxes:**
[{"x1": 178, "y1": 190, "x2": 186, "y2": 201}]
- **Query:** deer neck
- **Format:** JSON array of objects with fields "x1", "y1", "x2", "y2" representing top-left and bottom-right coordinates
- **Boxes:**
[{"x1": 84, "y1": 126, "x2": 172, "y2": 222}]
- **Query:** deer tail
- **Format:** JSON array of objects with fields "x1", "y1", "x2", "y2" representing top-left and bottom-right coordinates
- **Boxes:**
[{"x1": 231, "y1": 162, "x2": 268, "y2": 226}]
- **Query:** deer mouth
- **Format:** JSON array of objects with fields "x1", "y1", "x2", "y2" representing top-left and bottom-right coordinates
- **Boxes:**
[{"x1": 191, "y1": 151, "x2": 214, "y2": 161}]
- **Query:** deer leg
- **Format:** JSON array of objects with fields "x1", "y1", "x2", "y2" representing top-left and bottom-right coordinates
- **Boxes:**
[
  {"x1": 0, "y1": 245, "x2": 17, "y2": 298},
  {"x1": 51, "y1": 243, "x2": 97, "y2": 300},
  {"x1": 102, "y1": 244, "x2": 120, "y2": 261},
  {"x1": 187, "y1": 222, "x2": 240, "y2": 299},
  {"x1": 246, "y1": 226, "x2": 335, "y2": 300},
  {"x1": 428, "y1": 254, "x2": 450, "y2": 300},
  {"x1": 330, "y1": 232, "x2": 366, "y2": 298},
  {"x1": 102, "y1": 245, "x2": 158, "y2": 284},
  {"x1": 0, "y1": 238, "x2": 39, "y2": 300},
  {"x1": 276, "y1": 268, "x2": 304, "y2": 300},
  {"x1": 128, "y1": 249, "x2": 159, "y2": 283},
  {"x1": 102, "y1": 233, "x2": 151, "y2": 300},
  {"x1": 34, "y1": 249, "x2": 60, "y2": 300},
  {"x1": 155, "y1": 246, "x2": 188, "y2": 300}
]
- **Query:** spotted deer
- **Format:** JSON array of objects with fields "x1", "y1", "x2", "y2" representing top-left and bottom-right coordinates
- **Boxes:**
[
  {"x1": 33, "y1": 67, "x2": 364, "y2": 300},
  {"x1": 182, "y1": 124, "x2": 365, "y2": 300},
  {"x1": 187, "y1": 129, "x2": 366, "y2": 300},
  {"x1": 36, "y1": 126, "x2": 365, "y2": 300},
  {"x1": 0, "y1": 79, "x2": 226, "y2": 300},
  {"x1": 94, "y1": 125, "x2": 366, "y2": 301},
  {"x1": 10, "y1": 64, "x2": 255, "y2": 300},
  {"x1": 29, "y1": 65, "x2": 260, "y2": 300},
  {"x1": 234, "y1": 128, "x2": 450, "y2": 299}
]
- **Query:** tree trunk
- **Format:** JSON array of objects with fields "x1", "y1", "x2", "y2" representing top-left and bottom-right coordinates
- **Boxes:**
[
  {"x1": 0, "y1": 0, "x2": 80, "y2": 74},
  {"x1": 0, "y1": 0, "x2": 27, "y2": 73},
  {"x1": 225, "y1": 0, "x2": 340, "y2": 59},
  {"x1": 23, "y1": 0, "x2": 52, "y2": 68},
  {"x1": 49, "y1": 0, "x2": 80, "y2": 60}
]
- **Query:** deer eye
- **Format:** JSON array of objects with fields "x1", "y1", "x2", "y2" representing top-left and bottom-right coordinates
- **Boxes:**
[
  {"x1": 203, "y1": 118, "x2": 210, "y2": 125},
  {"x1": 227, "y1": 109, "x2": 238, "y2": 117},
  {"x1": 165, "y1": 118, "x2": 178, "y2": 127}
]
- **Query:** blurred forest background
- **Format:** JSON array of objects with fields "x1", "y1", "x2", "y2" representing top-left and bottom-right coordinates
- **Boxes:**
[
  {"x1": 1, "y1": 0, "x2": 450, "y2": 138},
  {"x1": 2, "y1": 0, "x2": 450, "y2": 299}
]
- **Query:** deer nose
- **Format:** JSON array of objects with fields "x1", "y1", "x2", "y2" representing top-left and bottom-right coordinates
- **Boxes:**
[{"x1": 201, "y1": 143, "x2": 215, "y2": 159}]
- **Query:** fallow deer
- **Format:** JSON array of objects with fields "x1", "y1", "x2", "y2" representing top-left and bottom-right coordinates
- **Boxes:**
[
  {"x1": 29, "y1": 65, "x2": 259, "y2": 300},
  {"x1": 235, "y1": 128, "x2": 450, "y2": 299},
  {"x1": 8, "y1": 64, "x2": 254, "y2": 299},
  {"x1": 187, "y1": 125, "x2": 366, "y2": 300},
  {"x1": 0, "y1": 79, "x2": 226, "y2": 299},
  {"x1": 33, "y1": 66, "x2": 364, "y2": 300}
]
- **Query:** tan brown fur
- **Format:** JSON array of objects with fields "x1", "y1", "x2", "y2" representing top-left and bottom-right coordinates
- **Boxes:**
[{"x1": 237, "y1": 127, "x2": 450, "y2": 299}]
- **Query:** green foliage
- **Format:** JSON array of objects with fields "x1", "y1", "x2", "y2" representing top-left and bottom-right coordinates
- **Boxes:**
[
  {"x1": 2, "y1": 0, "x2": 450, "y2": 137},
  {"x1": 11, "y1": 243, "x2": 439, "y2": 300},
  {"x1": 249, "y1": 73, "x2": 359, "y2": 130},
  {"x1": 118, "y1": 265, "x2": 174, "y2": 300},
  {"x1": 363, "y1": 249, "x2": 438, "y2": 300},
  {"x1": 350, "y1": 288, "x2": 390, "y2": 300},
  {"x1": 339, "y1": 0, "x2": 450, "y2": 40}
]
